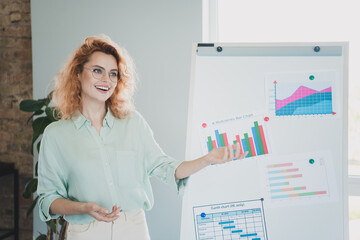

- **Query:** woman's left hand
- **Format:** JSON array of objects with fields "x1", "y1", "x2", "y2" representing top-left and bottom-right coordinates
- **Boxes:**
[{"x1": 206, "y1": 142, "x2": 248, "y2": 165}]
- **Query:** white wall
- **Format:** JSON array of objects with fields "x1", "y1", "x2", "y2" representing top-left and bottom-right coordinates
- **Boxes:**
[{"x1": 31, "y1": 0, "x2": 202, "y2": 239}]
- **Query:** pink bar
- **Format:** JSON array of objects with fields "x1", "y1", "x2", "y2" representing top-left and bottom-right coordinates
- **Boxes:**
[
  {"x1": 212, "y1": 140, "x2": 217, "y2": 149},
  {"x1": 223, "y1": 133, "x2": 229, "y2": 147},
  {"x1": 315, "y1": 191, "x2": 327, "y2": 195},
  {"x1": 267, "y1": 163, "x2": 293, "y2": 168},
  {"x1": 286, "y1": 174, "x2": 302, "y2": 179},
  {"x1": 249, "y1": 137, "x2": 257, "y2": 156},
  {"x1": 236, "y1": 135, "x2": 243, "y2": 154},
  {"x1": 283, "y1": 168, "x2": 299, "y2": 173},
  {"x1": 259, "y1": 125, "x2": 269, "y2": 154}
]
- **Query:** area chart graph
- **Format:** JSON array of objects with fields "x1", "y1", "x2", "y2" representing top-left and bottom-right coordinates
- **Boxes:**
[{"x1": 275, "y1": 81, "x2": 333, "y2": 116}]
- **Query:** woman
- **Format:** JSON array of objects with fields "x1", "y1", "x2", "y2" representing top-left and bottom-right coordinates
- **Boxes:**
[{"x1": 37, "y1": 34, "x2": 247, "y2": 239}]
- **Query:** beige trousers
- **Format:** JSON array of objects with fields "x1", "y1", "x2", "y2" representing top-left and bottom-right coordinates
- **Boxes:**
[{"x1": 66, "y1": 209, "x2": 151, "y2": 240}]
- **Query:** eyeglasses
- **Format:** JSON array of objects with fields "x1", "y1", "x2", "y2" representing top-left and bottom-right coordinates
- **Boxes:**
[{"x1": 84, "y1": 66, "x2": 120, "y2": 83}]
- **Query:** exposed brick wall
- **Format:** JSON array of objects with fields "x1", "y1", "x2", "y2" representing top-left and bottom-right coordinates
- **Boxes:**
[{"x1": 0, "y1": 0, "x2": 33, "y2": 239}]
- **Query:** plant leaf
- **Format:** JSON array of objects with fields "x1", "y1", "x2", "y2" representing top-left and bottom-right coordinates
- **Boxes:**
[
  {"x1": 27, "y1": 110, "x2": 45, "y2": 124},
  {"x1": 32, "y1": 116, "x2": 53, "y2": 146},
  {"x1": 49, "y1": 219, "x2": 57, "y2": 234},
  {"x1": 45, "y1": 107, "x2": 59, "y2": 122},
  {"x1": 46, "y1": 91, "x2": 53, "y2": 105},
  {"x1": 20, "y1": 99, "x2": 46, "y2": 112},
  {"x1": 35, "y1": 234, "x2": 47, "y2": 240},
  {"x1": 26, "y1": 196, "x2": 39, "y2": 217},
  {"x1": 23, "y1": 178, "x2": 38, "y2": 199},
  {"x1": 35, "y1": 160, "x2": 39, "y2": 177},
  {"x1": 37, "y1": 140, "x2": 41, "y2": 154}
]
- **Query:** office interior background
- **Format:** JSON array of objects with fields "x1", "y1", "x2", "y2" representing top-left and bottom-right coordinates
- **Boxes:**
[{"x1": 0, "y1": 0, "x2": 359, "y2": 239}]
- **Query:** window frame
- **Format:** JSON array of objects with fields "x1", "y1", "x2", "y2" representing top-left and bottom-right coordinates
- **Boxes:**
[{"x1": 203, "y1": 0, "x2": 359, "y2": 199}]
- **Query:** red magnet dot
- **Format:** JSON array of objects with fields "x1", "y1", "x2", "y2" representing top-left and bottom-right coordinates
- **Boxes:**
[
  {"x1": 264, "y1": 117, "x2": 269, "y2": 122},
  {"x1": 332, "y1": 112, "x2": 336, "y2": 115},
  {"x1": 202, "y1": 123, "x2": 207, "y2": 128}
]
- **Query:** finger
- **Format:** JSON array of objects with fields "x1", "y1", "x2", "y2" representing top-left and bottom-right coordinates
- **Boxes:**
[
  {"x1": 235, "y1": 142, "x2": 241, "y2": 159},
  {"x1": 97, "y1": 213, "x2": 120, "y2": 222},
  {"x1": 223, "y1": 146, "x2": 229, "y2": 162},
  {"x1": 240, "y1": 151, "x2": 248, "y2": 159},
  {"x1": 106, "y1": 206, "x2": 122, "y2": 218},
  {"x1": 227, "y1": 145, "x2": 233, "y2": 161},
  {"x1": 92, "y1": 212, "x2": 111, "y2": 222}
]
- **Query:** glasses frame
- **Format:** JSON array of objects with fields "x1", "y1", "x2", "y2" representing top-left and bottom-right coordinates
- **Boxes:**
[{"x1": 84, "y1": 66, "x2": 120, "y2": 83}]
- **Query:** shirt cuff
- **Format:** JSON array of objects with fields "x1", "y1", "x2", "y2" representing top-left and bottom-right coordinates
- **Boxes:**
[
  {"x1": 171, "y1": 159, "x2": 189, "y2": 196},
  {"x1": 176, "y1": 176, "x2": 189, "y2": 196},
  {"x1": 38, "y1": 194, "x2": 63, "y2": 222}
]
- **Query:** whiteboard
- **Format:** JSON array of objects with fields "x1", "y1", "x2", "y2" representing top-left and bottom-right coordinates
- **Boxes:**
[{"x1": 181, "y1": 43, "x2": 348, "y2": 240}]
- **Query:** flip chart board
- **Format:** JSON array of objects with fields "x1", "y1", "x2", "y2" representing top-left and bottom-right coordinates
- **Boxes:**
[{"x1": 181, "y1": 43, "x2": 348, "y2": 240}]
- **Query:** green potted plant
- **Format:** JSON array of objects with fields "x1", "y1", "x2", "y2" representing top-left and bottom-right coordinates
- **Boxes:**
[{"x1": 20, "y1": 92, "x2": 67, "y2": 240}]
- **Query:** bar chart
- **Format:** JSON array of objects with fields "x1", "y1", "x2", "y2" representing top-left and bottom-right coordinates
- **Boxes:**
[
  {"x1": 200, "y1": 113, "x2": 270, "y2": 158},
  {"x1": 193, "y1": 199, "x2": 267, "y2": 240},
  {"x1": 260, "y1": 151, "x2": 334, "y2": 207}
]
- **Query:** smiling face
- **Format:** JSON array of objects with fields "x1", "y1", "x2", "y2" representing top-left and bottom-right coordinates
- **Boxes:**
[{"x1": 78, "y1": 51, "x2": 118, "y2": 108}]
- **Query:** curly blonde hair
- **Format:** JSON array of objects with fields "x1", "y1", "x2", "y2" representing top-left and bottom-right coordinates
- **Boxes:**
[{"x1": 52, "y1": 34, "x2": 136, "y2": 119}]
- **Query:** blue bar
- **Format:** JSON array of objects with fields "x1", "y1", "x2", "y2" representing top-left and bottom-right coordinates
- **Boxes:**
[
  {"x1": 251, "y1": 127, "x2": 261, "y2": 155},
  {"x1": 219, "y1": 221, "x2": 234, "y2": 225},
  {"x1": 269, "y1": 175, "x2": 286, "y2": 181},
  {"x1": 223, "y1": 226, "x2": 236, "y2": 229},
  {"x1": 241, "y1": 139, "x2": 248, "y2": 158},
  {"x1": 215, "y1": 130, "x2": 222, "y2": 147},
  {"x1": 207, "y1": 141, "x2": 211, "y2": 153},
  {"x1": 270, "y1": 182, "x2": 288, "y2": 187},
  {"x1": 268, "y1": 170, "x2": 282, "y2": 174},
  {"x1": 231, "y1": 230, "x2": 243, "y2": 233},
  {"x1": 240, "y1": 233, "x2": 258, "y2": 237},
  {"x1": 252, "y1": 238, "x2": 261, "y2": 240},
  {"x1": 270, "y1": 189, "x2": 283, "y2": 193},
  {"x1": 271, "y1": 194, "x2": 290, "y2": 199}
]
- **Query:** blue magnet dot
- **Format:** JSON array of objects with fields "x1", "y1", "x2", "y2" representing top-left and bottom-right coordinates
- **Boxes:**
[{"x1": 201, "y1": 213, "x2": 206, "y2": 218}]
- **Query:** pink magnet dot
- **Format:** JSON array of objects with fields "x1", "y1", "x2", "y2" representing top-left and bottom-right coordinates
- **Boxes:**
[
  {"x1": 202, "y1": 123, "x2": 207, "y2": 128},
  {"x1": 264, "y1": 117, "x2": 269, "y2": 122}
]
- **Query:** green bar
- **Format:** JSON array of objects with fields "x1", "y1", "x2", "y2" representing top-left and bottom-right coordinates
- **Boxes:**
[
  {"x1": 293, "y1": 187, "x2": 303, "y2": 191},
  {"x1": 220, "y1": 134, "x2": 225, "y2": 147},
  {"x1": 244, "y1": 133, "x2": 252, "y2": 156},
  {"x1": 207, "y1": 136, "x2": 213, "y2": 151},
  {"x1": 298, "y1": 192, "x2": 316, "y2": 197},
  {"x1": 254, "y1": 121, "x2": 265, "y2": 154},
  {"x1": 233, "y1": 140, "x2": 237, "y2": 145}
]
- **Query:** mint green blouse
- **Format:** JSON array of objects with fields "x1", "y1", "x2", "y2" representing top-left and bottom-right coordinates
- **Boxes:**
[{"x1": 37, "y1": 110, "x2": 187, "y2": 224}]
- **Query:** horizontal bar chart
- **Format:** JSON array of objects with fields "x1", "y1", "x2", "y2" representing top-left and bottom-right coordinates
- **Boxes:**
[
  {"x1": 271, "y1": 191, "x2": 327, "y2": 199},
  {"x1": 261, "y1": 152, "x2": 331, "y2": 205}
]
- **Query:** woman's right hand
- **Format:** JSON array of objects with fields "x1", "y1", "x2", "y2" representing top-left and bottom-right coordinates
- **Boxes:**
[{"x1": 85, "y1": 202, "x2": 121, "y2": 222}]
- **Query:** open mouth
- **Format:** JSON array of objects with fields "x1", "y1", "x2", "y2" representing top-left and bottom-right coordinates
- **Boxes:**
[{"x1": 95, "y1": 85, "x2": 110, "y2": 92}]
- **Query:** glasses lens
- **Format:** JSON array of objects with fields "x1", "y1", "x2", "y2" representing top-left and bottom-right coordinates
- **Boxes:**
[
  {"x1": 109, "y1": 72, "x2": 118, "y2": 82},
  {"x1": 92, "y1": 68, "x2": 103, "y2": 79}
]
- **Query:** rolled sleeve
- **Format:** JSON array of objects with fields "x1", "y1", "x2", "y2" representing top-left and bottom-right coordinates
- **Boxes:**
[
  {"x1": 138, "y1": 113, "x2": 188, "y2": 194},
  {"x1": 37, "y1": 127, "x2": 68, "y2": 222}
]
